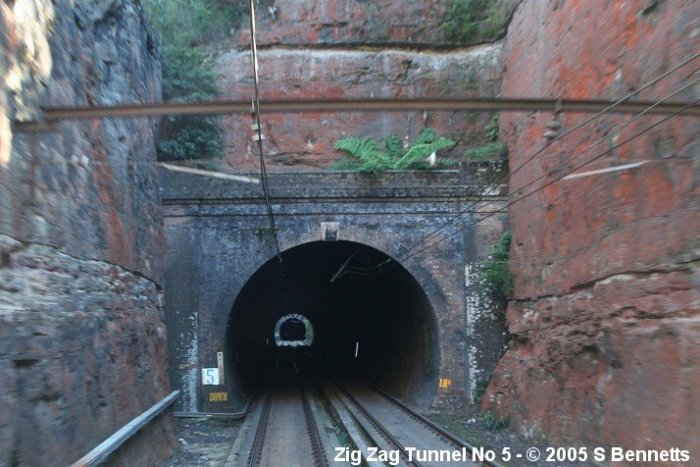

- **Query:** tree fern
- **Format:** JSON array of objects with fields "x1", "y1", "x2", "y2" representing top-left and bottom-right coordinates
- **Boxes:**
[
  {"x1": 393, "y1": 136, "x2": 456, "y2": 169},
  {"x1": 333, "y1": 129, "x2": 457, "y2": 172},
  {"x1": 384, "y1": 134, "x2": 405, "y2": 159},
  {"x1": 333, "y1": 136, "x2": 389, "y2": 173},
  {"x1": 413, "y1": 128, "x2": 440, "y2": 145}
]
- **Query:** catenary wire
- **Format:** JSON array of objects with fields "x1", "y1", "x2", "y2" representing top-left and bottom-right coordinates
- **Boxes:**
[
  {"x1": 372, "y1": 56, "x2": 699, "y2": 269},
  {"x1": 503, "y1": 76, "x2": 699, "y2": 200},
  {"x1": 380, "y1": 54, "x2": 699, "y2": 266},
  {"x1": 394, "y1": 99, "x2": 700, "y2": 261},
  {"x1": 385, "y1": 98, "x2": 699, "y2": 268},
  {"x1": 249, "y1": 0, "x2": 283, "y2": 265}
]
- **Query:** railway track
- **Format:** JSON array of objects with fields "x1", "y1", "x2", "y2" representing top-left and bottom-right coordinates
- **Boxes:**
[
  {"x1": 238, "y1": 379, "x2": 330, "y2": 467},
  {"x1": 326, "y1": 380, "x2": 489, "y2": 467},
  {"x1": 233, "y1": 375, "x2": 496, "y2": 467}
]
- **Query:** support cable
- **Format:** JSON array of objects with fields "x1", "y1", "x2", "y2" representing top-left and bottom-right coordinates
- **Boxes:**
[
  {"x1": 390, "y1": 97, "x2": 699, "y2": 267},
  {"x1": 498, "y1": 77, "x2": 699, "y2": 204},
  {"x1": 15, "y1": 97, "x2": 700, "y2": 132},
  {"x1": 371, "y1": 54, "x2": 699, "y2": 270},
  {"x1": 403, "y1": 75, "x2": 699, "y2": 266},
  {"x1": 249, "y1": 0, "x2": 283, "y2": 265}
]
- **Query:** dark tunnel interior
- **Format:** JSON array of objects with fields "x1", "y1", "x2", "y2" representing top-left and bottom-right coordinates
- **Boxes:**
[
  {"x1": 279, "y1": 318, "x2": 306, "y2": 341},
  {"x1": 227, "y1": 241, "x2": 439, "y2": 406}
]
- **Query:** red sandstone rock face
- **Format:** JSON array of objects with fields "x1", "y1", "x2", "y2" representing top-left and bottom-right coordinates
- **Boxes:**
[
  {"x1": 500, "y1": 0, "x2": 699, "y2": 297},
  {"x1": 218, "y1": 0, "x2": 514, "y2": 171},
  {"x1": 217, "y1": 45, "x2": 502, "y2": 170},
  {"x1": 485, "y1": 0, "x2": 700, "y2": 453},
  {"x1": 240, "y1": 0, "x2": 451, "y2": 46},
  {"x1": 490, "y1": 269, "x2": 700, "y2": 452}
]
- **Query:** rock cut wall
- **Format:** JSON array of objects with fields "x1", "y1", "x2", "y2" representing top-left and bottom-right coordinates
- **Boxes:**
[
  {"x1": 217, "y1": 0, "x2": 506, "y2": 170},
  {"x1": 0, "y1": 0, "x2": 174, "y2": 465},
  {"x1": 486, "y1": 0, "x2": 699, "y2": 454}
]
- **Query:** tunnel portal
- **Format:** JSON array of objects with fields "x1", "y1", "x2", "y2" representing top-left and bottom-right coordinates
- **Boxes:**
[
  {"x1": 162, "y1": 169, "x2": 509, "y2": 413},
  {"x1": 227, "y1": 241, "x2": 439, "y2": 405}
]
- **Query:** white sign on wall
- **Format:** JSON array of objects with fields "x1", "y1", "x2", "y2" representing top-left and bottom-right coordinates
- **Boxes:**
[
  {"x1": 217, "y1": 351, "x2": 225, "y2": 385},
  {"x1": 202, "y1": 368, "x2": 220, "y2": 385}
]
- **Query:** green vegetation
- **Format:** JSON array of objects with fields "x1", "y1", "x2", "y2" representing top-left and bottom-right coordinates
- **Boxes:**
[
  {"x1": 480, "y1": 231, "x2": 513, "y2": 301},
  {"x1": 473, "y1": 378, "x2": 490, "y2": 405},
  {"x1": 331, "y1": 129, "x2": 457, "y2": 173},
  {"x1": 481, "y1": 410, "x2": 510, "y2": 431},
  {"x1": 156, "y1": 45, "x2": 224, "y2": 160},
  {"x1": 463, "y1": 141, "x2": 507, "y2": 159},
  {"x1": 423, "y1": 402, "x2": 489, "y2": 448},
  {"x1": 143, "y1": 0, "x2": 245, "y2": 160},
  {"x1": 485, "y1": 114, "x2": 499, "y2": 141},
  {"x1": 462, "y1": 114, "x2": 506, "y2": 160},
  {"x1": 443, "y1": 0, "x2": 516, "y2": 44},
  {"x1": 144, "y1": 0, "x2": 244, "y2": 47}
]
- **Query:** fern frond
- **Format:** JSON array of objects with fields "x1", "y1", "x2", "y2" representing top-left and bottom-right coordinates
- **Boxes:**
[
  {"x1": 333, "y1": 136, "x2": 393, "y2": 172},
  {"x1": 384, "y1": 134, "x2": 404, "y2": 159},
  {"x1": 332, "y1": 130, "x2": 458, "y2": 172},
  {"x1": 333, "y1": 136, "x2": 378, "y2": 157},
  {"x1": 393, "y1": 136, "x2": 456, "y2": 169},
  {"x1": 413, "y1": 128, "x2": 439, "y2": 145}
]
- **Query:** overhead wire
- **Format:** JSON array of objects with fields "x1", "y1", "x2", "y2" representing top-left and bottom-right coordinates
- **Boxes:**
[
  {"x1": 387, "y1": 97, "x2": 699, "y2": 268},
  {"x1": 499, "y1": 76, "x2": 699, "y2": 200},
  {"x1": 370, "y1": 53, "x2": 699, "y2": 270},
  {"x1": 379, "y1": 54, "x2": 699, "y2": 267},
  {"x1": 448, "y1": 74, "x2": 699, "y2": 221},
  {"x1": 249, "y1": 0, "x2": 283, "y2": 265}
]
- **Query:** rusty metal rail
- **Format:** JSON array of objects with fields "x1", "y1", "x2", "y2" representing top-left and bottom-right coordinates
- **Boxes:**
[
  {"x1": 300, "y1": 383, "x2": 330, "y2": 467},
  {"x1": 246, "y1": 393, "x2": 272, "y2": 466},
  {"x1": 71, "y1": 390, "x2": 179, "y2": 467},
  {"x1": 14, "y1": 97, "x2": 700, "y2": 132}
]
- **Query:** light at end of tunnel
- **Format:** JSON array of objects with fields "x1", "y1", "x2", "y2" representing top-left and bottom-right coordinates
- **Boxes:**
[
  {"x1": 274, "y1": 313, "x2": 314, "y2": 347},
  {"x1": 355, "y1": 341, "x2": 359, "y2": 359}
]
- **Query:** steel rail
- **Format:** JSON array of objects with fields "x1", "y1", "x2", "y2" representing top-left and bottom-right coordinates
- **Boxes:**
[
  {"x1": 14, "y1": 97, "x2": 699, "y2": 131},
  {"x1": 300, "y1": 383, "x2": 331, "y2": 467},
  {"x1": 366, "y1": 383, "x2": 503, "y2": 467},
  {"x1": 333, "y1": 382, "x2": 425, "y2": 467},
  {"x1": 246, "y1": 392, "x2": 272, "y2": 467}
]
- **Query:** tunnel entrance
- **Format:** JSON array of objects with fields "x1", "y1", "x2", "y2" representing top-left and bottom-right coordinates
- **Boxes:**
[{"x1": 227, "y1": 240, "x2": 439, "y2": 405}]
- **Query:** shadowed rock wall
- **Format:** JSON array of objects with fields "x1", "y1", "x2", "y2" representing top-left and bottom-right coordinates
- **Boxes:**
[
  {"x1": 485, "y1": 0, "x2": 699, "y2": 454},
  {"x1": 0, "y1": 0, "x2": 174, "y2": 465}
]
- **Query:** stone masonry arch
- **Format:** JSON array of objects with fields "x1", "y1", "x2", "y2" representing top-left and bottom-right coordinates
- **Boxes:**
[{"x1": 161, "y1": 168, "x2": 508, "y2": 413}]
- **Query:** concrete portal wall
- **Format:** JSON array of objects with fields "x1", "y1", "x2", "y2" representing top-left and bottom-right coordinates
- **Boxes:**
[{"x1": 162, "y1": 166, "x2": 508, "y2": 412}]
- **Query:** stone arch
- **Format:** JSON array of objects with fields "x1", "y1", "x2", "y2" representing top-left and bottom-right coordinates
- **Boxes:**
[{"x1": 224, "y1": 238, "x2": 446, "y2": 406}]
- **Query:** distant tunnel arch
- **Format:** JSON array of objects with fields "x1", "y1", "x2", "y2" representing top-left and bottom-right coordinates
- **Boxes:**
[
  {"x1": 274, "y1": 313, "x2": 314, "y2": 347},
  {"x1": 226, "y1": 240, "x2": 440, "y2": 406}
]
